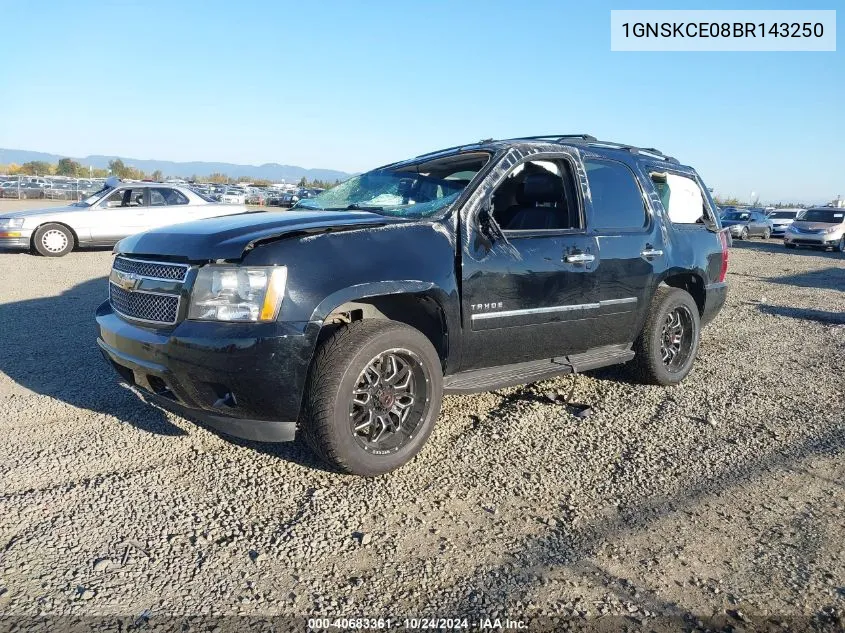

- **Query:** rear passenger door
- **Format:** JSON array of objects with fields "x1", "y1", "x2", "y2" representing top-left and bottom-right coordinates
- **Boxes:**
[{"x1": 581, "y1": 157, "x2": 663, "y2": 348}]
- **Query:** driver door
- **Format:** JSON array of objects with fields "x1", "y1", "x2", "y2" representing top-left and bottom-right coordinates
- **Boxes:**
[
  {"x1": 88, "y1": 187, "x2": 150, "y2": 243},
  {"x1": 459, "y1": 154, "x2": 598, "y2": 370}
]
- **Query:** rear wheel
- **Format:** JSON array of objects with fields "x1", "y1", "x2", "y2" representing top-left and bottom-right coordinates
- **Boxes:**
[
  {"x1": 33, "y1": 223, "x2": 74, "y2": 257},
  {"x1": 301, "y1": 320, "x2": 443, "y2": 476},
  {"x1": 630, "y1": 286, "x2": 701, "y2": 386}
]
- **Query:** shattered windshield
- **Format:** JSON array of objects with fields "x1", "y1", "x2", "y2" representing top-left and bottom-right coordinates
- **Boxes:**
[{"x1": 295, "y1": 152, "x2": 490, "y2": 219}]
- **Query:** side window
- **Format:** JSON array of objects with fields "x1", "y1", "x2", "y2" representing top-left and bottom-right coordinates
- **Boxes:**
[
  {"x1": 491, "y1": 159, "x2": 581, "y2": 231},
  {"x1": 102, "y1": 188, "x2": 146, "y2": 208},
  {"x1": 651, "y1": 172, "x2": 709, "y2": 224},
  {"x1": 150, "y1": 188, "x2": 189, "y2": 206},
  {"x1": 585, "y1": 159, "x2": 647, "y2": 231}
]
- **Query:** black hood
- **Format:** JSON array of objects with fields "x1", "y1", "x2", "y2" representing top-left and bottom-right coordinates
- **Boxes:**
[{"x1": 117, "y1": 210, "x2": 394, "y2": 261}]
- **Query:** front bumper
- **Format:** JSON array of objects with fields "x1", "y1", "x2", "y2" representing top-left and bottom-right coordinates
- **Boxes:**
[
  {"x1": 0, "y1": 229, "x2": 33, "y2": 249},
  {"x1": 783, "y1": 232, "x2": 841, "y2": 246},
  {"x1": 96, "y1": 301, "x2": 321, "y2": 442}
]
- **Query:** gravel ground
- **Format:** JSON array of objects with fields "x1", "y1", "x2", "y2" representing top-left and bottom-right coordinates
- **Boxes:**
[{"x1": 0, "y1": 207, "x2": 843, "y2": 629}]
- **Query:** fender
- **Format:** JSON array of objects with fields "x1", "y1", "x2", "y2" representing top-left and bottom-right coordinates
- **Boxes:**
[
  {"x1": 311, "y1": 280, "x2": 438, "y2": 322},
  {"x1": 311, "y1": 281, "x2": 461, "y2": 372}
]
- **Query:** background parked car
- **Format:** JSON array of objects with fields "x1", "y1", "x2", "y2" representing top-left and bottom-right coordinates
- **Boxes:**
[
  {"x1": 721, "y1": 209, "x2": 773, "y2": 240},
  {"x1": 220, "y1": 187, "x2": 247, "y2": 204},
  {"x1": 783, "y1": 207, "x2": 845, "y2": 252},
  {"x1": 0, "y1": 179, "x2": 249, "y2": 257},
  {"x1": 766, "y1": 208, "x2": 802, "y2": 236}
]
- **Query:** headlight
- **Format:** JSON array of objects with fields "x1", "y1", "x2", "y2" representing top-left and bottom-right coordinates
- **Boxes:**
[
  {"x1": 188, "y1": 266, "x2": 287, "y2": 322},
  {"x1": 0, "y1": 218, "x2": 24, "y2": 229},
  {"x1": 824, "y1": 225, "x2": 842, "y2": 234},
  {"x1": 786, "y1": 225, "x2": 799, "y2": 233}
]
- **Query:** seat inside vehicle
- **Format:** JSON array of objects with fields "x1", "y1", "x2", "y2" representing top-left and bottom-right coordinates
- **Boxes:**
[{"x1": 493, "y1": 160, "x2": 579, "y2": 231}]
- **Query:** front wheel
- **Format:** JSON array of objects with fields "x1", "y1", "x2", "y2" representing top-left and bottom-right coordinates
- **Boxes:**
[
  {"x1": 301, "y1": 320, "x2": 443, "y2": 476},
  {"x1": 838, "y1": 236, "x2": 845, "y2": 253},
  {"x1": 739, "y1": 227, "x2": 749, "y2": 240},
  {"x1": 630, "y1": 286, "x2": 701, "y2": 386},
  {"x1": 762, "y1": 228, "x2": 771, "y2": 240},
  {"x1": 33, "y1": 223, "x2": 74, "y2": 257}
]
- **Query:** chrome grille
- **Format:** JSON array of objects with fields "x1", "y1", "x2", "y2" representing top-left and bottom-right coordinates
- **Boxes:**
[
  {"x1": 109, "y1": 284, "x2": 180, "y2": 324},
  {"x1": 113, "y1": 256, "x2": 188, "y2": 281}
]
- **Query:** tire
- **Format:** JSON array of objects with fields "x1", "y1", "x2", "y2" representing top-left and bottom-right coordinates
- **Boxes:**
[
  {"x1": 838, "y1": 236, "x2": 845, "y2": 253},
  {"x1": 33, "y1": 223, "x2": 74, "y2": 257},
  {"x1": 301, "y1": 319, "x2": 443, "y2": 476},
  {"x1": 630, "y1": 286, "x2": 701, "y2": 386},
  {"x1": 785, "y1": 243, "x2": 796, "y2": 249},
  {"x1": 739, "y1": 227, "x2": 749, "y2": 240},
  {"x1": 762, "y1": 228, "x2": 771, "y2": 240}
]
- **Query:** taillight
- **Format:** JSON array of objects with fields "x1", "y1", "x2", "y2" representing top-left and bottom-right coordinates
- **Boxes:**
[{"x1": 717, "y1": 230, "x2": 729, "y2": 283}]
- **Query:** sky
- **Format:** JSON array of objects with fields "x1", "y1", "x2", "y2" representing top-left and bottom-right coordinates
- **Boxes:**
[{"x1": 0, "y1": 0, "x2": 841, "y2": 203}]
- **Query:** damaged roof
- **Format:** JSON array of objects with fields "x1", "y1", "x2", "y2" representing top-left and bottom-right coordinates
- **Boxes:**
[{"x1": 402, "y1": 134, "x2": 684, "y2": 168}]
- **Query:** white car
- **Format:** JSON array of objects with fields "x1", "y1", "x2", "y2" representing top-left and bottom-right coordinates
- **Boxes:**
[
  {"x1": 766, "y1": 208, "x2": 802, "y2": 236},
  {"x1": 220, "y1": 188, "x2": 247, "y2": 204},
  {"x1": 0, "y1": 178, "x2": 248, "y2": 257}
]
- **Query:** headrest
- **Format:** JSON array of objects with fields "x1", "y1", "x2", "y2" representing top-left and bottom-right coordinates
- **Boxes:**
[{"x1": 518, "y1": 172, "x2": 562, "y2": 205}]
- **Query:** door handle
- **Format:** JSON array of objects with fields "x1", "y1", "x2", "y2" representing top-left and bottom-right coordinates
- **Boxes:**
[
  {"x1": 641, "y1": 248, "x2": 664, "y2": 258},
  {"x1": 564, "y1": 252, "x2": 595, "y2": 264}
]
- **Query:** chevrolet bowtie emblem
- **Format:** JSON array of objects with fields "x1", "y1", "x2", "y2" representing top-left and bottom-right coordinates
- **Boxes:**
[{"x1": 115, "y1": 270, "x2": 140, "y2": 291}]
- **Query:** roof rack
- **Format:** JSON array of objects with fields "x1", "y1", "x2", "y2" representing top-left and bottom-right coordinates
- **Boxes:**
[
  {"x1": 413, "y1": 135, "x2": 679, "y2": 165},
  {"x1": 509, "y1": 135, "x2": 680, "y2": 164},
  {"x1": 568, "y1": 139, "x2": 679, "y2": 164},
  {"x1": 509, "y1": 134, "x2": 598, "y2": 143}
]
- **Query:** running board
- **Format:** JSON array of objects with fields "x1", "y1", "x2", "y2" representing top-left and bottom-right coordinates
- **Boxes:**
[{"x1": 444, "y1": 344, "x2": 634, "y2": 394}]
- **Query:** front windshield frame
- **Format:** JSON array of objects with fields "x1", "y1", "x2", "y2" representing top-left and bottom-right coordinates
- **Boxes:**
[
  {"x1": 724, "y1": 212, "x2": 751, "y2": 221},
  {"x1": 73, "y1": 184, "x2": 115, "y2": 207},
  {"x1": 769, "y1": 210, "x2": 799, "y2": 219},
  {"x1": 293, "y1": 151, "x2": 493, "y2": 220}
]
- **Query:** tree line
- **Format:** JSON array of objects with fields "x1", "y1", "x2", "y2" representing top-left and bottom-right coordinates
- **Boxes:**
[
  {"x1": 0, "y1": 158, "x2": 342, "y2": 190},
  {"x1": 714, "y1": 195, "x2": 808, "y2": 209}
]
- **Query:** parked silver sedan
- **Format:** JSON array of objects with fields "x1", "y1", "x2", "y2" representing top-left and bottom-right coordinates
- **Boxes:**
[{"x1": 0, "y1": 179, "x2": 249, "y2": 257}]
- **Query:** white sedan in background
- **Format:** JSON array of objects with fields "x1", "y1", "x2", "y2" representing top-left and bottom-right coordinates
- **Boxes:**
[
  {"x1": 219, "y1": 188, "x2": 247, "y2": 204},
  {"x1": 0, "y1": 178, "x2": 249, "y2": 257}
]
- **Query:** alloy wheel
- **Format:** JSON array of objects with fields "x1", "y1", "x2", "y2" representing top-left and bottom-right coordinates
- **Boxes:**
[
  {"x1": 349, "y1": 348, "x2": 429, "y2": 454},
  {"x1": 660, "y1": 306, "x2": 695, "y2": 372}
]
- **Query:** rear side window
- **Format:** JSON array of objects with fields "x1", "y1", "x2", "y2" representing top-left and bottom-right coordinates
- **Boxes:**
[
  {"x1": 651, "y1": 172, "x2": 709, "y2": 224},
  {"x1": 585, "y1": 159, "x2": 647, "y2": 231},
  {"x1": 150, "y1": 188, "x2": 189, "y2": 206}
]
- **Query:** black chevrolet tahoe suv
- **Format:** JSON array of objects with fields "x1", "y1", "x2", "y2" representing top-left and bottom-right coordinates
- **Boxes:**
[{"x1": 96, "y1": 135, "x2": 729, "y2": 476}]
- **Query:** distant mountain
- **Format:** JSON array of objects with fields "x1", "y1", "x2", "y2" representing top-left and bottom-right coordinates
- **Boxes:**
[{"x1": 0, "y1": 148, "x2": 351, "y2": 183}]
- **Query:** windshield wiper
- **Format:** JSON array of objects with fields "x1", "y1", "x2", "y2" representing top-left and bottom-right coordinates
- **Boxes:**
[{"x1": 345, "y1": 204, "x2": 384, "y2": 211}]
